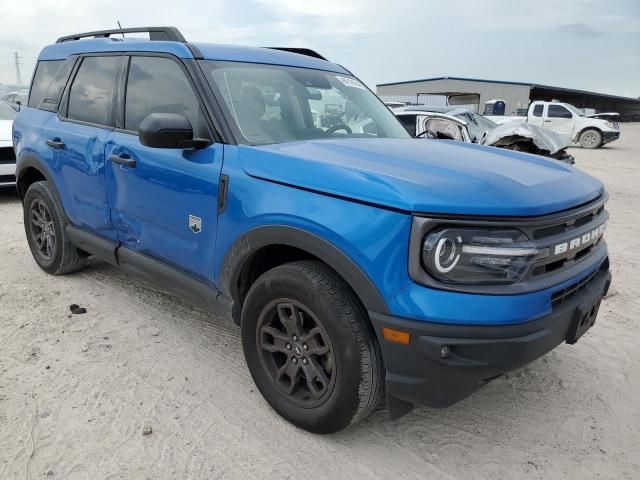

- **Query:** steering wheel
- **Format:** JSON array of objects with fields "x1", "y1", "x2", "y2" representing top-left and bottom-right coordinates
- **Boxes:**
[
  {"x1": 324, "y1": 124, "x2": 352, "y2": 136},
  {"x1": 416, "y1": 129, "x2": 437, "y2": 139}
]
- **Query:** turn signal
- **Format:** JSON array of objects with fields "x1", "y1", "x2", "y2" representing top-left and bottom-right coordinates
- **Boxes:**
[{"x1": 382, "y1": 327, "x2": 410, "y2": 345}]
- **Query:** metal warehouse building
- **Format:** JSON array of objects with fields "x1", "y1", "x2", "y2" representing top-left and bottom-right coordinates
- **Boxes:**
[{"x1": 377, "y1": 76, "x2": 640, "y2": 121}]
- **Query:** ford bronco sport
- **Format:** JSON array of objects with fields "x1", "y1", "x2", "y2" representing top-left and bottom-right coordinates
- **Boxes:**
[{"x1": 13, "y1": 27, "x2": 611, "y2": 434}]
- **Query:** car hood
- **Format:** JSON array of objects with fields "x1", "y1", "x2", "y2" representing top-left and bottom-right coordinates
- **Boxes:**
[
  {"x1": 481, "y1": 122, "x2": 569, "y2": 155},
  {"x1": 0, "y1": 120, "x2": 12, "y2": 143},
  {"x1": 238, "y1": 138, "x2": 604, "y2": 216}
]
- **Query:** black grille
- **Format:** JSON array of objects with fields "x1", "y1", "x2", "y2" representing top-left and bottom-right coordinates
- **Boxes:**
[
  {"x1": 551, "y1": 260, "x2": 607, "y2": 307},
  {"x1": 0, "y1": 147, "x2": 15, "y2": 165}
]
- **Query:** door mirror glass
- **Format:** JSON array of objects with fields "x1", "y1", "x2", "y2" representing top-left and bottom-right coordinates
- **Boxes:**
[{"x1": 139, "y1": 113, "x2": 209, "y2": 149}]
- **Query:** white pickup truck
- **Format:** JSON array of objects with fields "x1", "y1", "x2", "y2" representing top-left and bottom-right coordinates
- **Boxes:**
[{"x1": 487, "y1": 101, "x2": 620, "y2": 149}]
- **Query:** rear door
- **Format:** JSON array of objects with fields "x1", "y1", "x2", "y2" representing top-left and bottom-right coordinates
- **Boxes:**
[
  {"x1": 544, "y1": 104, "x2": 575, "y2": 139},
  {"x1": 105, "y1": 54, "x2": 223, "y2": 283},
  {"x1": 41, "y1": 55, "x2": 123, "y2": 240}
]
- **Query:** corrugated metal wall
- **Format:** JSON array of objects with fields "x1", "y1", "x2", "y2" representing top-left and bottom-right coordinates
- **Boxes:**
[{"x1": 377, "y1": 79, "x2": 532, "y2": 115}]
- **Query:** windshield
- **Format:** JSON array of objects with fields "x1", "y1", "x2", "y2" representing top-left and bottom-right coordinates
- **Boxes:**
[
  {"x1": 0, "y1": 103, "x2": 17, "y2": 120},
  {"x1": 564, "y1": 103, "x2": 585, "y2": 116},
  {"x1": 451, "y1": 110, "x2": 497, "y2": 142},
  {"x1": 200, "y1": 61, "x2": 410, "y2": 145}
]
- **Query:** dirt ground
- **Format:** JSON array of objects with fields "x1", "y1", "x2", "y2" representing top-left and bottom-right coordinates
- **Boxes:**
[{"x1": 1, "y1": 125, "x2": 639, "y2": 480}]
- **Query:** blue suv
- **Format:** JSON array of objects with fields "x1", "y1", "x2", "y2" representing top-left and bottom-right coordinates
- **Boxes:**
[{"x1": 13, "y1": 27, "x2": 611, "y2": 433}]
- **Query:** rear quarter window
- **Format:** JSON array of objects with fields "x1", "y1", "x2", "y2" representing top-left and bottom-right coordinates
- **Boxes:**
[{"x1": 28, "y1": 60, "x2": 64, "y2": 108}]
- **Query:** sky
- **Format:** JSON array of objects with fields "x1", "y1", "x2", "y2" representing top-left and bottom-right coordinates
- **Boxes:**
[{"x1": 0, "y1": 0, "x2": 638, "y2": 97}]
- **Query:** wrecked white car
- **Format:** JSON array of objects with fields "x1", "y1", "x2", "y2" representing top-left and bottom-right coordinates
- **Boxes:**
[{"x1": 394, "y1": 106, "x2": 575, "y2": 164}]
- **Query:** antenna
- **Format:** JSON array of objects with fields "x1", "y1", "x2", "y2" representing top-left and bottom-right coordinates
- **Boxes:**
[{"x1": 116, "y1": 20, "x2": 125, "y2": 38}]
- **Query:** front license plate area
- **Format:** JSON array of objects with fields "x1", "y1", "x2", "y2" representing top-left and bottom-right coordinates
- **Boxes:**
[{"x1": 566, "y1": 297, "x2": 602, "y2": 345}]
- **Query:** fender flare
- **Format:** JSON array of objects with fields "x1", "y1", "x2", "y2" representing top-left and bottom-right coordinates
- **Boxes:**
[
  {"x1": 218, "y1": 225, "x2": 389, "y2": 316},
  {"x1": 15, "y1": 154, "x2": 59, "y2": 202}
]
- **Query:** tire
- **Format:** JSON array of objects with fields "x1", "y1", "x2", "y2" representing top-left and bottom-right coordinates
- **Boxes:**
[
  {"x1": 579, "y1": 129, "x2": 602, "y2": 149},
  {"x1": 241, "y1": 260, "x2": 384, "y2": 434},
  {"x1": 23, "y1": 181, "x2": 86, "y2": 275}
]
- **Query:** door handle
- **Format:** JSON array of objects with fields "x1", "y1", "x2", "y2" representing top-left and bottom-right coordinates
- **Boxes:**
[
  {"x1": 46, "y1": 138, "x2": 65, "y2": 149},
  {"x1": 110, "y1": 154, "x2": 136, "y2": 168},
  {"x1": 544, "y1": 119, "x2": 552, "y2": 123}
]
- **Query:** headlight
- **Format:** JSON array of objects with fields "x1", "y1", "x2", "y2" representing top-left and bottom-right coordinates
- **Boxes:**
[
  {"x1": 422, "y1": 228, "x2": 538, "y2": 285},
  {"x1": 605, "y1": 121, "x2": 617, "y2": 129}
]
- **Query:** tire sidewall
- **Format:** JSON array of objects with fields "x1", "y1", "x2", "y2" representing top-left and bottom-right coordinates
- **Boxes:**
[
  {"x1": 23, "y1": 182, "x2": 65, "y2": 273},
  {"x1": 241, "y1": 265, "x2": 365, "y2": 433}
]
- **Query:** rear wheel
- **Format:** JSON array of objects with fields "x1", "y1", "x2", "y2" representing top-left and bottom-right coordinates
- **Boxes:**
[
  {"x1": 579, "y1": 129, "x2": 602, "y2": 149},
  {"x1": 241, "y1": 260, "x2": 384, "y2": 433},
  {"x1": 23, "y1": 181, "x2": 86, "y2": 275}
]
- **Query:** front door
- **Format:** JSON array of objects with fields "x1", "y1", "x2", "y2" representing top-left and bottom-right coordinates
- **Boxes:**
[
  {"x1": 544, "y1": 104, "x2": 575, "y2": 139},
  {"x1": 105, "y1": 55, "x2": 222, "y2": 283}
]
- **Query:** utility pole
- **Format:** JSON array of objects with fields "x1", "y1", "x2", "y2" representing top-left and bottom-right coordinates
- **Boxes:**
[{"x1": 14, "y1": 52, "x2": 22, "y2": 85}]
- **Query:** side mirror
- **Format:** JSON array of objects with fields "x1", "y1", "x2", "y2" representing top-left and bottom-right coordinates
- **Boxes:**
[{"x1": 139, "y1": 113, "x2": 210, "y2": 149}]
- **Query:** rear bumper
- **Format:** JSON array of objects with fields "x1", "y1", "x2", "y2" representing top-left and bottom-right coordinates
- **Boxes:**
[
  {"x1": 602, "y1": 131, "x2": 620, "y2": 144},
  {"x1": 369, "y1": 263, "x2": 611, "y2": 417}
]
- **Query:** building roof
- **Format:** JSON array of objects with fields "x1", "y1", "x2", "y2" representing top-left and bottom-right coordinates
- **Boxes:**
[{"x1": 377, "y1": 76, "x2": 640, "y2": 103}]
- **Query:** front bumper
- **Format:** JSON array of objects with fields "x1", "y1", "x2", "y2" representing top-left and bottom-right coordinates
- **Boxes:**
[
  {"x1": 602, "y1": 131, "x2": 620, "y2": 144},
  {"x1": 369, "y1": 262, "x2": 611, "y2": 418}
]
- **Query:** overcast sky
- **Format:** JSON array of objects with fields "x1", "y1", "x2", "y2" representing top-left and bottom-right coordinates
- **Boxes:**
[{"x1": 1, "y1": 0, "x2": 638, "y2": 97}]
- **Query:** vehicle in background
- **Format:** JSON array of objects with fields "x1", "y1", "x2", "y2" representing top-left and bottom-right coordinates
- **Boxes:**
[
  {"x1": 486, "y1": 101, "x2": 620, "y2": 149},
  {"x1": 0, "y1": 102, "x2": 17, "y2": 187},
  {"x1": 395, "y1": 106, "x2": 574, "y2": 164},
  {"x1": 384, "y1": 101, "x2": 408, "y2": 110},
  {"x1": 2, "y1": 91, "x2": 29, "y2": 112}
]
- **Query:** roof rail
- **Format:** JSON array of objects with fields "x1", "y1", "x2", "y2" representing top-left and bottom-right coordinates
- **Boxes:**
[
  {"x1": 267, "y1": 48, "x2": 328, "y2": 61},
  {"x1": 56, "y1": 26, "x2": 186, "y2": 43}
]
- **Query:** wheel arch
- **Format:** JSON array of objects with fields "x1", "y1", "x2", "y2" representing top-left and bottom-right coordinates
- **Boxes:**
[
  {"x1": 218, "y1": 226, "x2": 389, "y2": 325},
  {"x1": 574, "y1": 125, "x2": 602, "y2": 143},
  {"x1": 16, "y1": 155, "x2": 58, "y2": 202}
]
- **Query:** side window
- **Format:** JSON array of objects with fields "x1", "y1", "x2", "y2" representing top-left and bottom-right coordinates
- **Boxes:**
[
  {"x1": 532, "y1": 104, "x2": 544, "y2": 117},
  {"x1": 548, "y1": 105, "x2": 572, "y2": 119},
  {"x1": 38, "y1": 59, "x2": 74, "y2": 112},
  {"x1": 125, "y1": 56, "x2": 203, "y2": 135},
  {"x1": 67, "y1": 56, "x2": 120, "y2": 126},
  {"x1": 397, "y1": 115, "x2": 417, "y2": 136},
  {"x1": 28, "y1": 60, "x2": 64, "y2": 108}
]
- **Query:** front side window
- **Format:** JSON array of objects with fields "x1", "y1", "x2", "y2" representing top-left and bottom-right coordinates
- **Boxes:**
[
  {"x1": 67, "y1": 56, "x2": 120, "y2": 126},
  {"x1": 28, "y1": 60, "x2": 64, "y2": 108},
  {"x1": 200, "y1": 61, "x2": 410, "y2": 145},
  {"x1": 548, "y1": 105, "x2": 572, "y2": 119},
  {"x1": 124, "y1": 56, "x2": 204, "y2": 135}
]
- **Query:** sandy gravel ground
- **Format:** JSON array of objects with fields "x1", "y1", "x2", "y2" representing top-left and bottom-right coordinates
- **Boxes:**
[{"x1": 1, "y1": 125, "x2": 639, "y2": 480}]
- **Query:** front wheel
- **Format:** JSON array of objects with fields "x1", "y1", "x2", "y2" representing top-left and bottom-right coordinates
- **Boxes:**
[
  {"x1": 579, "y1": 129, "x2": 602, "y2": 149},
  {"x1": 241, "y1": 261, "x2": 384, "y2": 434}
]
